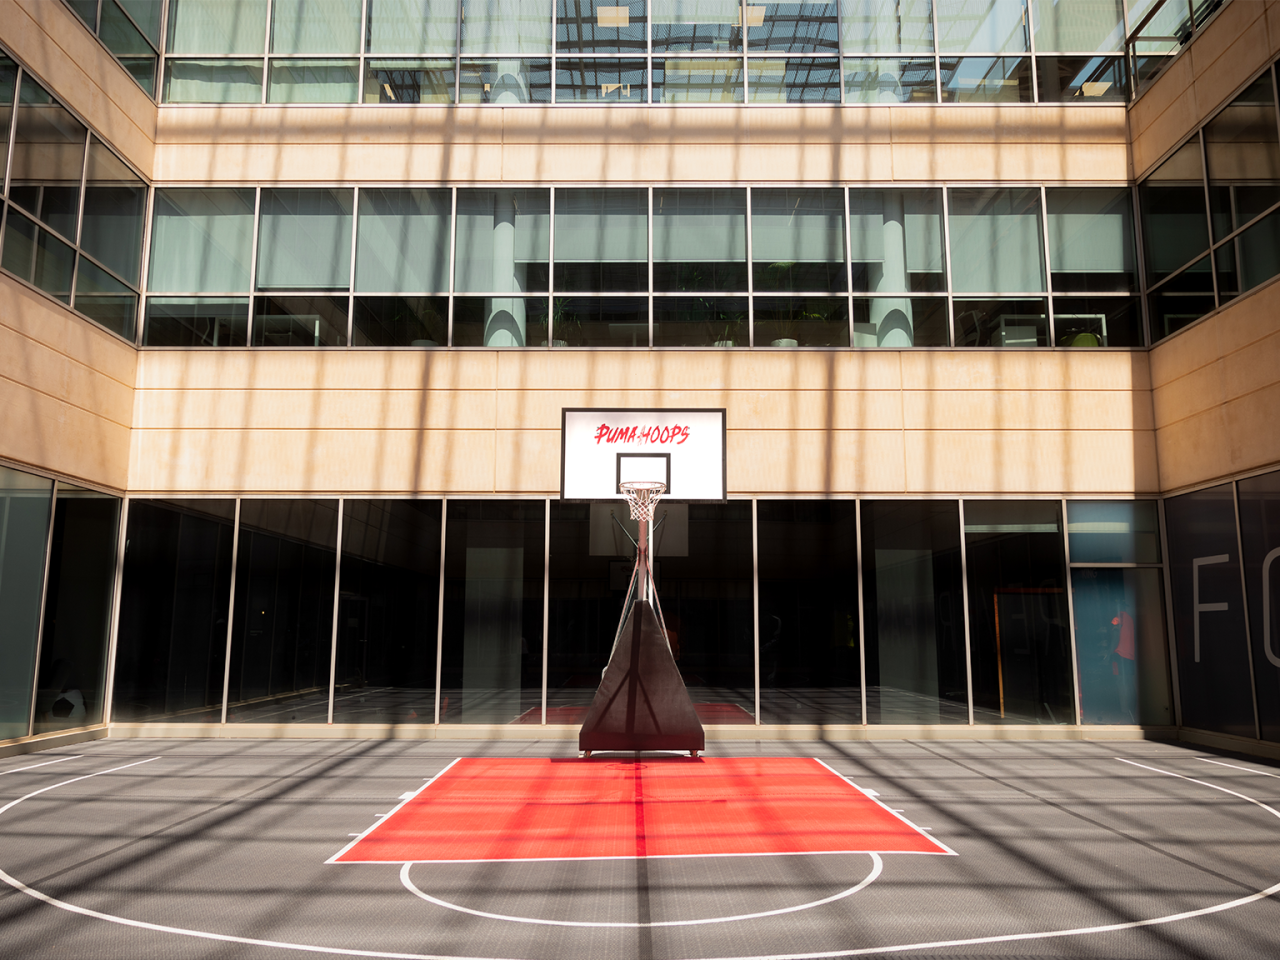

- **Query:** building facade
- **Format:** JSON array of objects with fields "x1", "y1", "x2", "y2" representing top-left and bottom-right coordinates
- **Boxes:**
[{"x1": 1, "y1": 0, "x2": 1279, "y2": 754}]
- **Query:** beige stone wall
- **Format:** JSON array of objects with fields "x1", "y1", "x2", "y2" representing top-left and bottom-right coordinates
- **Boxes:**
[
  {"x1": 129, "y1": 348, "x2": 1156, "y2": 497},
  {"x1": 1150, "y1": 278, "x2": 1280, "y2": 494},
  {"x1": 0, "y1": 276, "x2": 136, "y2": 491},
  {"x1": 0, "y1": 0, "x2": 157, "y2": 179},
  {"x1": 151, "y1": 104, "x2": 1129, "y2": 185},
  {"x1": 1130, "y1": 0, "x2": 1280, "y2": 180}
]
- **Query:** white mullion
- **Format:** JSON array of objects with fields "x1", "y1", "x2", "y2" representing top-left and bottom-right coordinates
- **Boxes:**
[
  {"x1": 541, "y1": 497, "x2": 550, "y2": 723},
  {"x1": 957, "y1": 498, "x2": 975, "y2": 725},
  {"x1": 348, "y1": 185, "x2": 359, "y2": 345},
  {"x1": 1039, "y1": 183, "x2": 1055, "y2": 345},
  {"x1": 434, "y1": 498, "x2": 448, "y2": 723},
  {"x1": 220, "y1": 498, "x2": 243, "y2": 724},
  {"x1": 99, "y1": 497, "x2": 131, "y2": 724},
  {"x1": 854, "y1": 498, "x2": 867, "y2": 724},
  {"x1": 447, "y1": 187, "x2": 458, "y2": 345},
  {"x1": 246, "y1": 187, "x2": 263, "y2": 345},
  {"x1": 135, "y1": 183, "x2": 157, "y2": 344},
  {"x1": 940, "y1": 185, "x2": 955, "y2": 344},
  {"x1": 751, "y1": 497, "x2": 760, "y2": 722},
  {"x1": 745, "y1": 186, "x2": 754, "y2": 347},
  {"x1": 327, "y1": 499, "x2": 345, "y2": 724},
  {"x1": 1060, "y1": 498, "x2": 1083, "y2": 725}
]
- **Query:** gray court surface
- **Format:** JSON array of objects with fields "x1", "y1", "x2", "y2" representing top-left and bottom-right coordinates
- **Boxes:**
[{"x1": 1, "y1": 737, "x2": 1279, "y2": 960}]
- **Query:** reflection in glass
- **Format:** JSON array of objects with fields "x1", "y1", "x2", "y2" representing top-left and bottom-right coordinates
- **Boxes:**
[
  {"x1": 461, "y1": 0, "x2": 555, "y2": 53},
  {"x1": 144, "y1": 297, "x2": 250, "y2": 347},
  {"x1": 267, "y1": 58, "x2": 360, "y2": 102},
  {"x1": 1073, "y1": 569, "x2": 1171, "y2": 725},
  {"x1": 1036, "y1": 56, "x2": 1126, "y2": 102},
  {"x1": 0, "y1": 56, "x2": 15, "y2": 179},
  {"x1": 353, "y1": 296, "x2": 448, "y2": 345},
  {"x1": 150, "y1": 188, "x2": 256, "y2": 293},
  {"x1": 653, "y1": 58, "x2": 745, "y2": 101},
  {"x1": 754, "y1": 297, "x2": 849, "y2": 346},
  {"x1": 557, "y1": 0, "x2": 647, "y2": 52},
  {"x1": 1031, "y1": 0, "x2": 1124, "y2": 53},
  {"x1": 271, "y1": 0, "x2": 362, "y2": 53},
  {"x1": 455, "y1": 189, "x2": 549, "y2": 344},
  {"x1": 939, "y1": 56, "x2": 1032, "y2": 102},
  {"x1": 257, "y1": 188, "x2": 354, "y2": 291},
  {"x1": 1147, "y1": 254, "x2": 1214, "y2": 341},
  {"x1": 1139, "y1": 140, "x2": 1210, "y2": 284},
  {"x1": 119, "y1": 1, "x2": 164, "y2": 46},
  {"x1": 1231, "y1": 208, "x2": 1280, "y2": 296},
  {"x1": 1053, "y1": 296, "x2": 1142, "y2": 347},
  {"x1": 81, "y1": 138, "x2": 146, "y2": 285},
  {"x1": 75, "y1": 258, "x2": 139, "y2": 339},
  {"x1": 458, "y1": 59, "x2": 553, "y2": 101},
  {"x1": 964, "y1": 500, "x2": 1072, "y2": 725},
  {"x1": 953, "y1": 298, "x2": 1047, "y2": 347},
  {"x1": 0, "y1": 467, "x2": 53, "y2": 740},
  {"x1": 168, "y1": 0, "x2": 268, "y2": 54},
  {"x1": 1066, "y1": 501, "x2": 1160, "y2": 564},
  {"x1": 100, "y1": 0, "x2": 158, "y2": 96},
  {"x1": 852, "y1": 296, "x2": 948, "y2": 346},
  {"x1": 1238, "y1": 469, "x2": 1280, "y2": 742},
  {"x1": 113, "y1": 499, "x2": 235, "y2": 722},
  {"x1": 367, "y1": 0, "x2": 459, "y2": 54},
  {"x1": 453, "y1": 296, "x2": 549, "y2": 346},
  {"x1": 334, "y1": 500, "x2": 442, "y2": 724},
  {"x1": 441, "y1": 500, "x2": 544, "y2": 723},
  {"x1": 862, "y1": 500, "x2": 967, "y2": 724},
  {"x1": 752, "y1": 188, "x2": 845, "y2": 292},
  {"x1": 850, "y1": 188, "x2": 945, "y2": 301},
  {"x1": 556, "y1": 59, "x2": 647, "y2": 102},
  {"x1": 252, "y1": 295, "x2": 349, "y2": 346},
  {"x1": 33, "y1": 486, "x2": 120, "y2": 734},
  {"x1": 356, "y1": 188, "x2": 451, "y2": 292},
  {"x1": 1046, "y1": 187, "x2": 1137, "y2": 293},
  {"x1": 653, "y1": 188, "x2": 747, "y2": 291},
  {"x1": 936, "y1": 0, "x2": 1028, "y2": 54},
  {"x1": 553, "y1": 188, "x2": 648, "y2": 292},
  {"x1": 364, "y1": 60, "x2": 455, "y2": 102},
  {"x1": 553, "y1": 297, "x2": 649, "y2": 346},
  {"x1": 843, "y1": 57, "x2": 936, "y2": 102},
  {"x1": 10, "y1": 77, "x2": 87, "y2": 241},
  {"x1": 757, "y1": 501, "x2": 860, "y2": 723},
  {"x1": 948, "y1": 187, "x2": 1045, "y2": 293},
  {"x1": 227, "y1": 499, "x2": 339, "y2": 723},
  {"x1": 652, "y1": 296, "x2": 747, "y2": 345},
  {"x1": 2, "y1": 209, "x2": 76, "y2": 304},
  {"x1": 1164, "y1": 484, "x2": 1255, "y2": 738},
  {"x1": 747, "y1": 1, "x2": 839, "y2": 53},
  {"x1": 746, "y1": 58, "x2": 841, "y2": 102},
  {"x1": 1205, "y1": 75, "x2": 1280, "y2": 241},
  {"x1": 841, "y1": 0, "x2": 933, "y2": 53},
  {"x1": 164, "y1": 59, "x2": 265, "y2": 102},
  {"x1": 651, "y1": 0, "x2": 742, "y2": 52}
]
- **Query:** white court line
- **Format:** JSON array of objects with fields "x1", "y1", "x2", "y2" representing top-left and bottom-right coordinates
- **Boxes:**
[
  {"x1": 325, "y1": 757, "x2": 461, "y2": 865},
  {"x1": 0, "y1": 756, "x2": 80, "y2": 777},
  {"x1": 1199, "y1": 757, "x2": 1280, "y2": 780},
  {"x1": 400, "y1": 855, "x2": 883, "y2": 928},
  {"x1": 811, "y1": 757, "x2": 957, "y2": 857},
  {"x1": 1, "y1": 756, "x2": 1280, "y2": 960}
]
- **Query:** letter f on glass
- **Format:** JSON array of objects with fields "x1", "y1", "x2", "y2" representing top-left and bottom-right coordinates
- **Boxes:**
[{"x1": 1193, "y1": 554, "x2": 1231, "y2": 663}]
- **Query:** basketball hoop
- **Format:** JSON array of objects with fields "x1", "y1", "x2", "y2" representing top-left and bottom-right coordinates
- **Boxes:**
[{"x1": 619, "y1": 480, "x2": 665, "y2": 523}]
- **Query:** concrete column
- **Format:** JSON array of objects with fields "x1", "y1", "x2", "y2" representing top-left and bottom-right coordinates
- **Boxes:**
[
  {"x1": 485, "y1": 191, "x2": 527, "y2": 347},
  {"x1": 868, "y1": 191, "x2": 914, "y2": 347}
]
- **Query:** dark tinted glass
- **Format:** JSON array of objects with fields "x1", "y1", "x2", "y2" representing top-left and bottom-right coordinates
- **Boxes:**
[
  {"x1": 452, "y1": 296, "x2": 549, "y2": 346},
  {"x1": 1139, "y1": 140, "x2": 1210, "y2": 283},
  {"x1": 333, "y1": 500, "x2": 442, "y2": 724},
  {"x1": 33, "y1": 488, "x2": 120, "y2": 734},
  {"x1": 862, "y1": 500, "x2": 967, "y2": 724},
  {"x1": 10, "y1": 77, "x2": 86, "y2": 241},
  {"x1": 0, "y1": 467, "x2": 53, "y2": 740},
  {"x1": 1237, "y1": 470, "x2": 1280, "y2": 742},
  {"x1": 964, "y1": 500, "x2": 1073, "y2": 725},
  {"x1": 75, "y1": 257, "x2": 138, "y2": 339},
  {"x1": 939, "y1": 56, "x2": 1032, "y2": 102},
  {"x1": 252, "y1": 295, "x2": 349, "y2": 346},
  {"x1": 1148, "y1": 255, "x2": 1214, "y2": 341},
  {"x1": 652, "y1": 296, "x2": 747, "y2": 346},
  {"x1": 1053, "y1": 296, "x2": 1142, "y2": 347},
  {"x1": 144, "y1": 297, "x2": 249, "y2": 347},
  {"x1": 353, "y1": 296, "x2": 448, "y2": 346},
  {"x1": 757, "y1": 500, "x2": 860, "y2": 723},
  {"x1": 2, "y1": 208, "x2": 76, "y2": 304},
  {"x1": 1164, "y1": 484, "x2": 1255, "y2": 738},
  {"x1": 0, "y1": 56, "x2": 16, "y2": 183},
  {"x1": 226, "y1": 500, "x2": 339, "y2": 723},
  {"x1": 553, "y1": 297, "x2": 649, "y2": 346},
  {"x1": 953, "y1": 298, "x2": 1048, "y2": 347},
  {"x1": 754, "y1": 296, "x2": 849, "y2": 347},
  {"x1": 1036, "y1": 55, "x2": 1126, "y2": 102},
  {"x1": 112, "y1": 499, "x2": 235, "y2": 722},
  {"x1": 1204, "y1": 75, "x2": 1280, "y2": 240},
  {"x1": 80, "y1": 137, "x2": 147, "y2": 285},
  {"x1": 852, "y1": 297, "x2": 949, "y2": 347},
  {"x1": 440, "y1": 500, "x2": 545, "y2": 723}
]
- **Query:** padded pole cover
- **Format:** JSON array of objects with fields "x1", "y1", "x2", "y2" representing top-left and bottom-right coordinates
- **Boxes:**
[{"x1": 579, "y1": 600, "x2": 705, "y2": 753}]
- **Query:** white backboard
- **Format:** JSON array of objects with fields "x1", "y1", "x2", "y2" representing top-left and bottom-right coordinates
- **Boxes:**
[{"x1": 560, "y1": 408, "x2": 726, "y2": 502}]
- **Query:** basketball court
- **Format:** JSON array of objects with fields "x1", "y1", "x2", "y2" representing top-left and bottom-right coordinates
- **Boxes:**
[{"x1": 1, "y1": 737, "x2": 1280, "y2": 959}]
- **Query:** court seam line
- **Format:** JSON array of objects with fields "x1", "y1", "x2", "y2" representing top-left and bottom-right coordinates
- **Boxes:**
[
  {"x1": 811, "y1": 757, "x2": 957, "y2": 857},
  {"x1": 2, "y1": 754, "x2": 1279, "y2": 960},
  {"x1": 399, "y1": 854, "x2": 884, "y2": 928},
  {"x1": 1199, "y1": 758, "x2": 1280, "y2": 779},
  {"x1": 0, "y1": 756, "x2": 81, "y2": 777},
  {"x1": 326, "y1": 757, "x2": 461, "y2": 865}
]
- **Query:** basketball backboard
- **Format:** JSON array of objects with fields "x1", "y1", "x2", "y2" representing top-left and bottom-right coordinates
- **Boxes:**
[{"x1": 560, "y1": 408, "x2": 726, "y2": 502}]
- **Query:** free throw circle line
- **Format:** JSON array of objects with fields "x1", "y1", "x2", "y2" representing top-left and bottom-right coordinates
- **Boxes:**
[
  {"x1": 399, "y1": 854, "x2": 883, "y2": 928},
  {"x1": 1, "y1": 756, "x2": 1279, "y2": 960}
]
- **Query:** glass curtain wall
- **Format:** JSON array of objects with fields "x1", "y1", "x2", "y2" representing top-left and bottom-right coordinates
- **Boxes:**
[
  {"x1": 113, "y1": 499, "x2": 235, "y2": 722},
  {"x1": 0, "y1": 467, "x2": 54, "y2": 740},
  {"x1": 226, "y1": 499, "x2": 339, "y2": 723},
  {"x1": 67, "y1": 0, "x2": 162, "y2": 95},
  {"x1": 159, "y1": 0, "x2": 1131, "y2": 102},
  {"x1": 757, "y1": 501, "x2": 861, "y2": 723},
  {"x1": 964, "y1": 500, "x2": 1073, "y2": 724},
  {"x1": 333, "y1": 500, "x2": 442, "y2": 723},
  {"x1": 1239, "y1": 469, "x2": 1280, "y2": 743}
]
